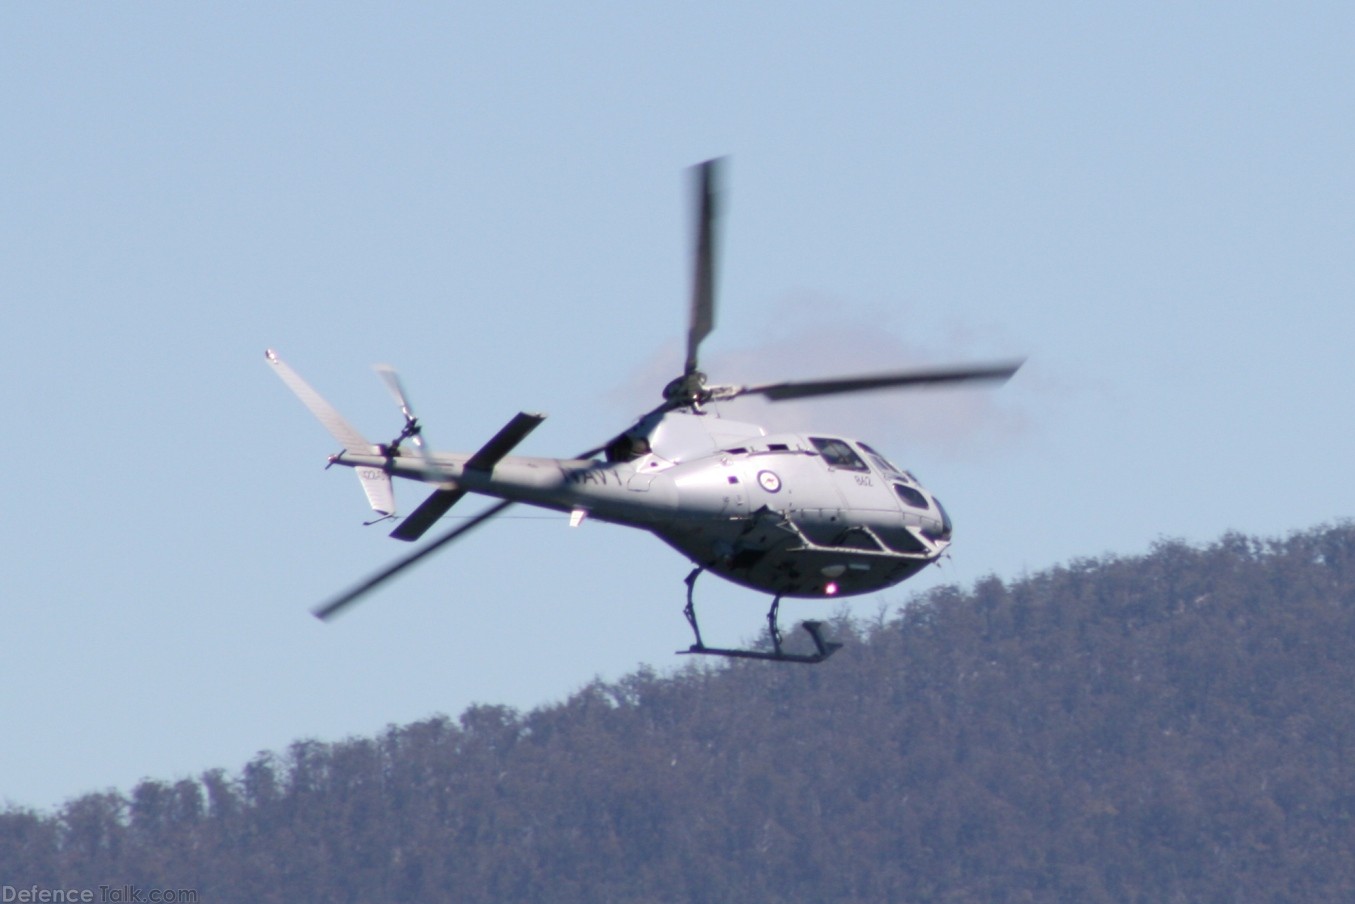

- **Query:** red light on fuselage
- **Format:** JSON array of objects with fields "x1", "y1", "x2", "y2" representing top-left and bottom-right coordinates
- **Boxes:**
[{"x1": 824, "y1": 582, "x2": 839, "y2": 596}]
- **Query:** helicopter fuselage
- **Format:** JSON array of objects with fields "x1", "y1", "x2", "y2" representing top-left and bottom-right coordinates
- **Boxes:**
[
  {"x1": 341, "y1": 411, "x2": 951, "y2": 600},
  {"x1": 268, "y1": 158, "x2": 1016, "y2": 659}
]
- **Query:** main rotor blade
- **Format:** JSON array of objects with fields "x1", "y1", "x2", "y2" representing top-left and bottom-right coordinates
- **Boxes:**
[
  {"x1": 684, "y1": 157, "x2": 722, "y2": 376},
  {"x1": 313, "y1": 440, "x2": 604, "y2": 620},
  {"x1": 739, "y1": 361, "x2": 1024, "y2": 403},
  {"x1": 388, "y1": 488, "x2": 468, "y2": 542},
  {"x1": 313, "y1": 499, "x2": 514, "y2": 621}
]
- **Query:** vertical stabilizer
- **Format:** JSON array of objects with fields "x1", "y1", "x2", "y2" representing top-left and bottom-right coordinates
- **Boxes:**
[
  {"x1": 265, "y1": 349, "x2": 396, "y2": 517},
  {"x1": 266, "y1": 349, "x2": 372, "y2": 454}
]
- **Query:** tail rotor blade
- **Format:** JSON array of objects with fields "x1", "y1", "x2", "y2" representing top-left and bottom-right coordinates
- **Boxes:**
[
  {"x1": 374, "y1": 364, "x2": 432, "y2": 461},
  {"x1": 374, "y1": 364, "x2": 416, "y2": 421}
]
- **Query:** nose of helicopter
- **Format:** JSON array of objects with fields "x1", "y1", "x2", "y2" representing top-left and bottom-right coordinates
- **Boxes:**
[
  {"x1": 921, "y1": 495, "x2": 953, "y2": 543},
  {"x1": 893, "y1": 479, "x2": 953, "y2": 546}
]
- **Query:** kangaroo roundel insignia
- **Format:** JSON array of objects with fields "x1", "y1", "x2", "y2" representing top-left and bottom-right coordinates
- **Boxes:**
[{"x1": 757, "y1": 470, "x2": 782, "y2": 493}]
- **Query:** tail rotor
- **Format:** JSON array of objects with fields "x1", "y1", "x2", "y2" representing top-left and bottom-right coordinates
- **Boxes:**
[{"x1": 374, "y1": 364, "x2": 433, "y2": 468}]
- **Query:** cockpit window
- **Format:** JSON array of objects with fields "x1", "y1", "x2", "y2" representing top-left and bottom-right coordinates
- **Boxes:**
[
  {"x1": 809, "y1": 437, "x2": 869, "y2": 472},
  {"x1": 893, "y1": 483, "x2": 931, "y2": 510},
  {"x1": 605, "y1": 433, "x2": 650, "y2": 463}
]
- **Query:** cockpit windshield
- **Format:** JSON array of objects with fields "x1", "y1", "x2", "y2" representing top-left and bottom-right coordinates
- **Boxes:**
[
  {"x1": 857, "y1": 441, "x2": 903, "y2": 476},
  {"x1": 809, "y1": 437, "x2": 869, "y2": 472}
]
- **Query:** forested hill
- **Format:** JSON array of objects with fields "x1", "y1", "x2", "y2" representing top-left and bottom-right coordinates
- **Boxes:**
[{"x1": 8, "y1": 525, "x2": 1355, "y2": 902}]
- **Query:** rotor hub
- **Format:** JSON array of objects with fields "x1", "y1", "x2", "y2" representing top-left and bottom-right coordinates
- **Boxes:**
[{"x1": 663, "y1": 371, "x2": 710, "y2": 408}]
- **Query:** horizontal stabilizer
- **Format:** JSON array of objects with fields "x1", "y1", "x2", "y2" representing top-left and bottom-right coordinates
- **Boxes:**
[{"x1": 390, "y1": 411, "x2": 546, "y2": 542}]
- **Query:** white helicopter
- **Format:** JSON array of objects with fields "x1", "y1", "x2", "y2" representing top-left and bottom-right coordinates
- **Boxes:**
[{"x1": 268, "y1": 159, "x2": 1020, "y2": 663}]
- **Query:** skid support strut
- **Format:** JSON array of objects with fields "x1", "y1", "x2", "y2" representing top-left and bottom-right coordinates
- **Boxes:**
[
  {"x1": 677, "y1": 569, "x2": 841, "y2": 664},
  {"x1": 682, "y1": 567, "x2": 706, "y2": 650},
  {"x1": 767, "y1": 595, "x2": 784, "y2": 656}
]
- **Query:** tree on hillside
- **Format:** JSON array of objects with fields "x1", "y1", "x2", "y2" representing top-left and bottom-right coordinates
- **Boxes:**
[{"x1": 7, "y1": 523, "x2": 1355, "y2": 902}]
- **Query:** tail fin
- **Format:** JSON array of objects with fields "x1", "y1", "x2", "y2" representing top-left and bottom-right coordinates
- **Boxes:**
[
  {"x1": 265, "y1": 349, "x2": 396, "y2": 517},
  {"x1": 266, "y1": 349, "x2": 371, "y2": 454}
]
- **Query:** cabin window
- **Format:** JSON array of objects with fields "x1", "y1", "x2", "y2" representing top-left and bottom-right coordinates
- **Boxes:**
[
  {"x1": 893, "y1": 483, "x2": 931, "y2": 510},
  {"x1": 809, "y1": 437, "x2": 869, "y2": 472}
]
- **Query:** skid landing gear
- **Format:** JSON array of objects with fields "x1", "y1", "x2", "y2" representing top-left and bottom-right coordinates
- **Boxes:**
[{"x1": 677, "y1": 567, "x2": 842, "y2": 664}]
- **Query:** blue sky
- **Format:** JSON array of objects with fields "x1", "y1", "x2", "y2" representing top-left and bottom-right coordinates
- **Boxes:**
[{"x1": 3, "y1": 3, "x2": 1353, "y2": 810}]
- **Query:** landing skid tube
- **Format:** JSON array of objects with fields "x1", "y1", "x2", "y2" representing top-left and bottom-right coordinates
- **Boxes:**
[
  {"x1": 678, "y1": 620, "x2": 842, "y2": 664},
  {"x1": 677, "y1": 568, "x2": 843, "y2": 664}
]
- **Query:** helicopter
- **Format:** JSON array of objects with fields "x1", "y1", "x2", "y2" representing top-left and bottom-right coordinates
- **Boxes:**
[{"x1": 267, "y1": 158, "x2": 1021, "y2": 663}]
